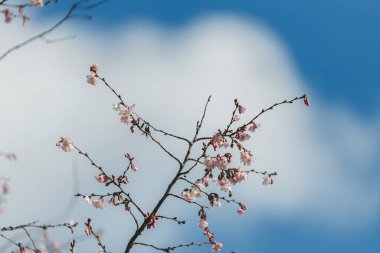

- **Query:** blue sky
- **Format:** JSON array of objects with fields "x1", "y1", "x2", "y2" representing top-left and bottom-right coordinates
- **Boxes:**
[{"x1": 2, "y1": 1, "x2": 379, "y2": 253}]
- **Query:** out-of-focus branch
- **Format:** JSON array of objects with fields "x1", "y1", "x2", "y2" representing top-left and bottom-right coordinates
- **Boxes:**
[{"x1": 0, "y1": 0, "x2": 108, "y2": 61}]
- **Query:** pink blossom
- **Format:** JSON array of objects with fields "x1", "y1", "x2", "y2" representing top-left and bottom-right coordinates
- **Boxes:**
[
  {"x1": 131, "y1": 163, "x2": 138, "y2": 172},
  {"x1": 236, "y1": 132, "x2": 251, "y2": 141},
  {"x1": 249, "y1": 122, "x2": 260, "y2": 132},
  {"x1": 211, "y1": 200, "x2": 221, "y2": 207},
  {"x1": 238, "y1": 105, "x2": 246, "y2": 114},
  {"x1": 181, "y1": 190, "x2": 196, "y2": 202},
  {"x1": 204, "y1": 156, "x2": 215, "y2": 169},
  {"x1": 233, "y1": 114, "x2": 240, "y2": 121},
  {"x1": 218, "y1": 178, "x2": 231, "y2": 192},
  {"x1": 212, "y1": 242, "x2": 223, "y2": 252},
  {"x1": 90, "y1": 64, "x2": 98, "y2": 72},
  {"x1": 198, "y1": 219, "x2": 208, "y2": 229},
  {"x1": 237, "y1": 208, "x2": 245, "y2": 215},
  {"x1": 30, "y1": 0, "x2": 44, "y2": 7},
  {"x1": 214, "y1": 156, "x2": 229, "y2": 170},
  {"x1": 240, "y1": 151, "x2": 253, "y2": 166},
  {"x1": 86, "y1": 74, "x2": 97, "y2": 85},
  {"x1": 229, "y1": 168, "x2": 248, "y2": 185},
  {"x1": 92, "y1": 199, "x2": 105, "y2": 209},
  {"x1": 56, "y1": 138, "x2": 73, "y2": 152},
  {"x1": 211, "y1": 133, "x2": 224, "y2": 149},
  {"x1": 3, "y1": 9, "x2": 12, "y2": 23},
  {"x1": 84, "y1": 195, "x2": 92, "y2": 204},
  {"x1": 116, "y1": 104, "x2": 135, "y2": 124},
  {"x1": 85, "y1": 226, "x2": 92, "y2": 236},
  {"x1": 95, "y1": 174, "x2": 108, "y2": 183}
]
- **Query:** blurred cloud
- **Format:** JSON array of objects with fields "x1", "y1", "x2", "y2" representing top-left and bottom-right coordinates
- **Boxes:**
[{"x1": 0, "y1": 14, "x2": 379, "y2": 251}]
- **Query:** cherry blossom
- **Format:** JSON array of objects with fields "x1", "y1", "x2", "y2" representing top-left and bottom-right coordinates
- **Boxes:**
[
  {"x1": 233, "y1": 114, "x2": 240, "y2": 121},
  {"x1": 56, "y1": 138, "x2": 73, "y2": 152},
  {"x1": 198, "y1": 219, "x2": 208, "y2": 229},
  {"x1": 181, "y1": 190, "x2": 196, "y2": 202},
  {"x1": 211, "y1": 200, "x2": 221, "y2": 207},
  {"x1": 238, "y1": 105, "x2": 246, "y2": 114},
  {"x1": 217, "y1": 178, "x2": 231, "y2": 192},
  {"x1": 131, "y1": 163, "x2": 138, "y2": 172},
  {"x1": 212, "y1": 242, "x2": 223, "y2": 251},
  {"x1": 114, "y1": 104, "x2": 135, "y2": 124},
  {"x1": 92, "y1": 199, "x2": 105, "y2": 209},
  {"x1": 236, "y1": 132, "x2": 251, "y2": 141},
  {"x1": 2, "y1": 9, "x2": 12, "y2": 23},
  {"x1": 249, "y1": 122, "x2": 260, "y2": 132},
  {"x1": 95, "y1": 174, "x2": 108, "y2": 183},
  {"x1": 30, "y1": 0, "x2": 44, "y2": 7},
  {"x1": 211, "y1": 133, "x2": 225, "y2": 149},
  {"x1": 90, "y1": 64, "x2": 98, "y2": 72},
  {"x1": 87, "y1": 74, "x2": 97, "y2": 85},
  {"x1": 240, "y1": 151, "x2": 253, "y2": 166}
]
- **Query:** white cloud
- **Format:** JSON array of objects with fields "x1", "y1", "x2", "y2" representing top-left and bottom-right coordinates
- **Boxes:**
[{"x1": 0, "y1": 15, "x2": 379, "y2": 251}]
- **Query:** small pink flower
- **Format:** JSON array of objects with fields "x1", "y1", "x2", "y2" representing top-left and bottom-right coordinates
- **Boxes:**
[
  {"x1": 211, "y1": 133, "x2": 224, "y2": 149},
  {"x1": 85, "y1": 226, "x2": 92, "y2": 236},
  {"x1": 240, "y1": 151, "x2": 253, "y2": 166},
  {"x1": 56, "y1": 138, "x2": 73, "y2": 152},
  {"x1": 233, "y1": 114, "x2": 240, "y2": 121},
  {"x1": 95, "y1": 174, "x2": 108, "y2": 183},
  {"x1": 198, "y1": 219, "x2": 208, "y2": 229},
  {"x1": 238, "y1": 105, "x2": 246, "y2": 114},
  {"x1": 90, "y1": 64, "x2": 98, "y2": 72},
  {"x1": 218, "y1": 178, "x2": 230, "y2": 192},
  {"x1": 118, "y1": 105, "x2": 135, "y2": 124},
  {"x1": 3, "y1": 9, "x2": 12, "y2": 23},
  {"x1": 249, "y1": 122, "x2": 260, "y2": 132},
  {"x1": 212, "y1": 242, "x2": 223, "y2": 252},
  {"x1": 87, "y1": 74, "x2": 97, "y2": 85},
  {"x1": 237, "y1": 208, "x2": 246, "y2": 215},
  {"x1": 211, "y1": 200, "x2": 221, "y2": 207},
  {"x1": 131, "y1": 163, "x2": 138, "y2": 172},
  {"x1": 30, "y1": 0, "x2": 44, "y2": 7},
  {"x1": 92, "y1": 199, "x2": 105, "y2": 209},
  {"x1": 181, "y1": 190, "x2": 196, "y2": 202}
]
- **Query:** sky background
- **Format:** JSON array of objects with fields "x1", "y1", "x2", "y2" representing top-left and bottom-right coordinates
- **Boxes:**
[{"x1": 1, "y1": 0, "x2": 379, "y2": 253}]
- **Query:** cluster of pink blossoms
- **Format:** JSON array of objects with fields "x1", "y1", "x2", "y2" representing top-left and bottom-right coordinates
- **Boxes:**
[
  {"x1": 197, "y1": 210, "x2": 223, "y2": 251},
  {"x1": 113, "y1": 103, "x2": 135, "y2": 124},
  {"x1": 1, "y1": 0, "x2": 44, "y2": 25}
]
